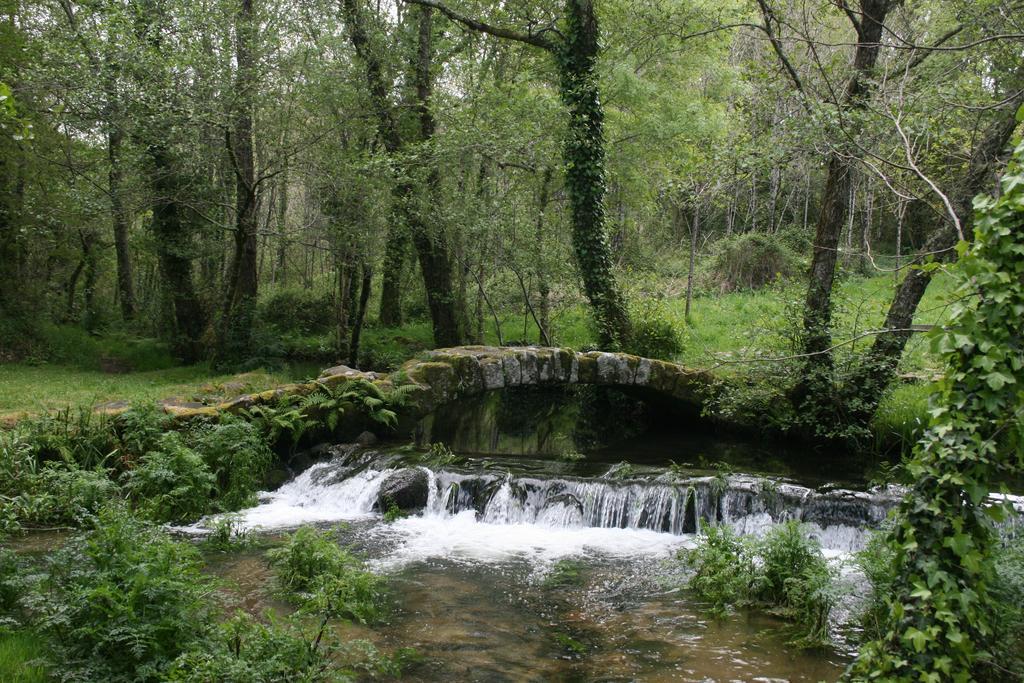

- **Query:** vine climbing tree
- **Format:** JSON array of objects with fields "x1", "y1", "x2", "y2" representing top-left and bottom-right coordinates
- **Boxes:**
[
  {"x1": 848, "y1": 136, "x2": 1024, "y2": 681},
  {"x1": 402, "y1": 0, "x2": 631, "y2": 348}
]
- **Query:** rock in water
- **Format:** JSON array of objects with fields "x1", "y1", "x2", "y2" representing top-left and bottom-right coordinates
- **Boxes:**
[
  {"x1": 377, "y1": 467, "x2": 429, "y2": 513},
  {"x1": 356, "y1": 430, "x2": 378, "y2": 446}
]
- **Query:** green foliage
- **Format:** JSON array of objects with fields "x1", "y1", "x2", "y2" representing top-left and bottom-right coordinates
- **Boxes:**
[
  {"x1": 34, "y1": 507, "x2": 216, "y2": 682},
  {"x1": 201, "y1": 514, "x2": 255, "y2": 552},
  {"x1": 242, "y1": 396, "x2": 315, "y2": 447},
  {"x1": 624, "y1": 298, "x2": 683, "y2": 360},
  {"x1": 0, "y1": 415, "x2": 120, "y2": 532},
  {"x1": 165, "y1": 612, "x2": 337, "y2": 683},
  {"x1": 753, "y1": 521, "x2": 836, "y2": 647},
  {"x1": 1, "y1": 404, "x2": 275, "y2": 531},
  {"x1": 0, "y1": 631, "x2": 48, "y2": 683},
  {"x1": 123, "y1": 433, "x2": 215, "y2": 524},
  {"x1": 848, "y1": 142, "x2": 1024, "y2": 680},
  {"x1": 300, "y1": 379, "x2": 398, "y2": 432},
  {"x1": 186, "y1": 417, "x2": 273, "y2": 511},
  {"x1": 680, "y1": 522, "x2": 835, "y2": 646},
  {"x1": 605, "y1": 460, "x2": 636, "y2": 479},
  {"x1": 708, "y1": 232, "x2": 803, "y2": 293},
  {"x1": 0, "y1": 548, "x2": 21, "y2": 618},
  {"x1": 382, "y1": 500, "x2": 405, "y2": 523},
  {"x1": 556, "y1": 449, "x2": 586, "y2": 463},
  {"x1": 680, "y1": 524, "x2": 754, "y2": 615},
  {"x1": 257, "y1": 286, "x2": 334, "y2": 335},
  {"x1": 985, "y1": 536, "x2": 1024, "y2": 680},
  {"x1": 267, "y1": 526, "x2": 387, "y2": 624}
]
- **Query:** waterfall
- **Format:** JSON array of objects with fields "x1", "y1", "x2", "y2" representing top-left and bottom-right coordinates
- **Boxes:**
[{"x1": 203, "y1": 449, "x2": 904, "y2": 555}]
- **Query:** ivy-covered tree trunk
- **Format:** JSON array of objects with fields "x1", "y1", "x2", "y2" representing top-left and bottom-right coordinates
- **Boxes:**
[
  {"x1": 108, "y1": 125, "x2": 135, "y2": 321},
  {"x1": 794, "y1": 0, "x2": 893, "y2": 408},
  {"x1": 848, "y1": 142, "x2": 1024, "y2": 682},
  {"x1": 404, "y1": 0, "x2": 630, "y2": 348},
  {"x1": 843, "y1": 98, "x2": 1022, "y2": 427},
  {"x1": 217, "y1": 0, "x2": 259, "y2": 364},
  {"x1": 147, "y1": 144, "x2": 205, "y2": 362},
  {"x1": 410, "y1": 5, "x2": 462, "y2": 347},
  {"x1": 556, "y1": 0, "x2": 630, "y2": 348}
]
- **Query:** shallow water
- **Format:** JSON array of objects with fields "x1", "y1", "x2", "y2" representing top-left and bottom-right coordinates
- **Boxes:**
[
  {"x1": 375, "y1": 557, "x2": 848, "y2": 681},
  {"x1": 189, "y1": 434, "x2": 877, "y2": 681}
]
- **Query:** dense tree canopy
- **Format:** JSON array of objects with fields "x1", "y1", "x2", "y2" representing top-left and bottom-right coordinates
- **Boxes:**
[{"x1": 0, "y1": 0, "x2": 1020, "y2": 405}]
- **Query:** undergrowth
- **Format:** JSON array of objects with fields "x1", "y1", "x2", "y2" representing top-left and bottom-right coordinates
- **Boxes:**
[{"x1": 680, "y1": 521, "x2": 837, "y2": 647}]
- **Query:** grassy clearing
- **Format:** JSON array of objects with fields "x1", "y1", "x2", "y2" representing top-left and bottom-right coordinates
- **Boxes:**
[
  {"x1": 0, "y1": 631, "x2": 49, "y2": 682},
  {"x1": 0, "y1": 364, "x2": 314, "y2": 419},
  {"x1": 0, "y1": 271, "x2": 951, "y2": 442}
]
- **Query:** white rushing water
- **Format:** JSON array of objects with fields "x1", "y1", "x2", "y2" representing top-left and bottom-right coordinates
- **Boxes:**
[{"x1": 185, "y1": 453, "x2": 896, "y2": 564}]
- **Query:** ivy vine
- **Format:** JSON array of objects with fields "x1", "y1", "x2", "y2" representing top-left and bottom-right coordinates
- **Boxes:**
[
  {"x1": 848, "y1": 135, "x2": 1024, "y2": 680},
  {"x1": 554, "y1": 0, "x2": 631, "y2": 349}
]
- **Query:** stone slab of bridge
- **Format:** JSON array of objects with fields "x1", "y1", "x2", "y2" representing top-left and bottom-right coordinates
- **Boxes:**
[
  {"x1": 387, "y1": 346, "x2": 712, "y2": 419},
  {"x1": 96, "y1": 346, "x2": 711, "y2": 424}
]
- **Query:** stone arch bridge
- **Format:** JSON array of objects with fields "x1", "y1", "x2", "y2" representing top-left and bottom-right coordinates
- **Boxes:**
[{"x1": 153, "y1": 346, "x2": 712, "y2": 425}]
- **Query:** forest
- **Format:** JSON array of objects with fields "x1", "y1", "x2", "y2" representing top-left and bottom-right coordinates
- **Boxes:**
[{"x1": 1, "y1": 0, "x2": 1023, "y2": 681}]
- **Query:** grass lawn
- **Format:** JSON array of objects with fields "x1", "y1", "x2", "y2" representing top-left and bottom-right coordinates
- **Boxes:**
[{"x1": 0, "y1": 364, "x2": 316, "y2": 421}]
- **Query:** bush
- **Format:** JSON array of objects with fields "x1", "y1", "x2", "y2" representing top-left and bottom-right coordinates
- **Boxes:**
[
  {"x1": 257, "y1": 287, "x2": 334, "y2": 335},
  {"x1": 186, "y1": 417, "x2": 273, "y2": 511},
  {"x1": 123, "y1": 433, "x2": 215, "y2": 523},
  {"x1": 680, "y1": 521, "x2": 836, "y2": 646},
  {"x1": 625, "y1": 298, "x2": 683, "y2": 360},
  {"x1": 708, "y1": 232, "x2": 803, "y2": 293},
  {"x1": 755, "y1": 521, "x2": 836, "y2": 647},
  {"x1": 680, "y1": 524, "x2": 754, "y2": 615},
  {"x1": 35, "y1": 507, "x2": 217, "y2": 682},
  {"x1": 27, "y1": 466, "x2": 119, "y2": 525},
  {"x1": 165, "y1": 612, "x2": 336, "y2": 683},
  {"x1": 267, "y1": 526, "x2": 387, "y2": 624}
]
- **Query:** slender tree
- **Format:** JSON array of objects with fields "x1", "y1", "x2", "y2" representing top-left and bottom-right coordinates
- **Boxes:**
[{"x1": 403, "y1": 0, "x2": 632, "y2": 348}]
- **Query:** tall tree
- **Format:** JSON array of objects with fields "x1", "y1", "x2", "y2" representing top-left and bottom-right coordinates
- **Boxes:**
[
  {"x1": 341, "y1": 0, "x2": 462, "y2": 347},
  {"x1": 790, "y1": 0, "x2": 897, "y2": 408},
  {"x1": 136, "y1": 0, "x2": 206, "y2": 361},
  {"x1": 842, "y1": 93, "x2": 1023, "y2": 425},
  {"x1": 340, "y1": 0, "x2": 408, "y2": 328},
  {"x1": 216, "y1": 0, "x2": 260, "y2": 363},
  {"x1": 403, "y1": 0, "x2": 632, "y2": 348}
]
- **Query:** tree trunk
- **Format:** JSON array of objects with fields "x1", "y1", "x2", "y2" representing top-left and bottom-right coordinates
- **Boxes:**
[
  {"x1": 557, "y1": 0, "x2": 630, "y2": 348},
  {"x1": 408, "y1": 4, "x2": 462, "y2": 347},
  {"x1": 108, "y1": 125, "x2": 135, "y2": 321},
  {"x1": 842, "y1": 100, "x2": 1022, "y2": 426},
  {"x1": 217, "y1": 0, "x2": 259, "y2": 363},
  {"x1": 341, "y1": 0, "x2": 408, "y2": 328},
  {"x1": 535, "y1": 167, "x2": 553, "y2": 342},
  {"x1": 81, "y1": 230, "x2": 100, "y2": 331},
  {"x1": 275, "y1": 166, "x2": 288, "y2": 284},
  {"x1": 147, "y1": 144, "x2": 206, "y2": 362},
  {"x1": 349, "y1": 262, "x2": 373, "y2": 367},
  {"x1": 794, "y1": 0, "x2": 893, "y2": 405},
  {"x1": 335, "y1": 249, "x2": 352, "y2": 352},
  {"x1": 65, "y1": 254, "x2": 85, "y2": 321},
  {"x1": 685, "y1": 197, "x2": 700, "y2": 321}
]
